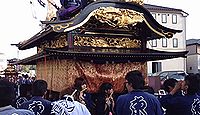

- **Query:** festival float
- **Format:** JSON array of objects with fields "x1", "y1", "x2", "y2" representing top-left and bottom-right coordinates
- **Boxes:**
[{"x1": 15, "y1": 0, "x2": 187, "y2": 94}]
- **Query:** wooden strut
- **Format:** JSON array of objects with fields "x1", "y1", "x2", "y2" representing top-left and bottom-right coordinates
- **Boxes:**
[{"x1": 44, "y1": 51, "x2": 47, "y2": 80}]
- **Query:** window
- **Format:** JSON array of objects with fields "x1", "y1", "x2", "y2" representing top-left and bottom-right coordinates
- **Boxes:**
[
  {"x1": 172, "y1": 14, "x2": 177, "y2": 24},
  {"x1": 152, "y1": 62, "x2": 162, "y2": 73},
  {"x1": 152, "y1": 39, "x2": 157, "y2": 47},
  {"x1": 162, "y1": 38, "x2": 167, "y2": 47},
  {"x1": 152, "y1": 13, "x2": 156, "y2": 19},
  {"x1": 162, "y1": 14, "x2": 167, "y2": 23},
  {"x1": 173, "y1": 38, "x2": 178, "y2": 47}
]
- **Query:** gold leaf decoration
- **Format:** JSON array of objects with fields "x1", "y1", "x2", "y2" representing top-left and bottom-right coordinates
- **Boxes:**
[
  {"x1": 93, "y1": 7, "x2": 144, "y2": 28},
  {"x1": 53, "y1": 23, "x2": 71, "y2": 32},
  {"x1": 123, "y1": 0, "x2": 144, "y2": 5},
  {"x1": 38, "y1": 34, "x2": 68, "y2": 52},
  {"x1": 74, "y1": 36, "x2": 141, "y2": 48}
]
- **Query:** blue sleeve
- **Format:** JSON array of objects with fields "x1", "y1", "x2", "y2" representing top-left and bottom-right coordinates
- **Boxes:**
[
  {"x1": 153, "y1": 97, "x2": 164, "y2": 115},
  {"x1": 159, "y1": 94, "x2": 178, "y2": 109},
  {"x1": 116, "y1": 96, "x2": 124, "y2": 115},
  {"x1": 85, "y1": 93, "x2": 94, "y2": 110},
  {"x1": 95, "y1": 95, "x2": 106, "y2": 115}
]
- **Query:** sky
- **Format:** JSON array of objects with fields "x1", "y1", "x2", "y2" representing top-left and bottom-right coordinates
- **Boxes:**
[{"x1": 0, "y1": 0, "x2": 199, "y2": 60}]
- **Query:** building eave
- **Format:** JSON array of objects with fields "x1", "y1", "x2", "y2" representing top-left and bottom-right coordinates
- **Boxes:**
[
  {"x1": 17, "y1": 27, "x2": 56, "y2": 50},
  {"x1": 14, "y1": 48, "x2": 188, "y2": 65}
]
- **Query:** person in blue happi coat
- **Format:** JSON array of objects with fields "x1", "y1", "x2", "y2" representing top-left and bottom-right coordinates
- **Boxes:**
[
  {"x1": 19, "y1": 80, "x2": 52, "y2": 115},
  {"x1": 13, "y1": 84, "x2": 32, "y2": 108},
  {"x1": 116, "y1": 70, "x2": 163, "y2": 115},
  {"x1": 159, "y1": 78, "x2": 183, "y2": 115},
  {"x1": 159, "y1": 74, "x2": 200, "y2": 115},
  {"x1": 0, "y1": 79, "x2": 34, "y2": 115}
]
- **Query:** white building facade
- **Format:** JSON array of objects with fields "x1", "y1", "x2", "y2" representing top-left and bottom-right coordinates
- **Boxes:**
[
  {"x1": 144, "y1": 4, "x2": 188, "y2": 75},
  {"x1": 186, "y1": 39, "x2": 200, "y2": 74}
]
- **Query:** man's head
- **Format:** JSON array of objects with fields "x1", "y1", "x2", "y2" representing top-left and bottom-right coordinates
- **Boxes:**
[
  {"x1": 182, "y1": 74, "x2": 199, "y2": 95},
  {"x1": 19, "y1": 84, "x2": 32, "y2": 97},
  {"x1": 0, "y1": 79, "x2": 16, "y2": 107},
  {"x1": 99, "y1": 82, "x2": 113, "y2": 95},
  {"x1": 125, "y1": 70, "x2": 144, "y2": 92},
  {"x1": 32, "y1": 80, "x2": 48, "y2": 96},
  {"x1": 163, "y1": 78, "x2": 178, "y2": 93},
  {"x1": 74, "y1": 77, "x2": 87, "y2": 91}
]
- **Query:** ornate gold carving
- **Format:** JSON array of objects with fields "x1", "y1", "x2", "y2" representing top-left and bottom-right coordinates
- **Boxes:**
[
  {"x1": 93, "y1": 7, "x2": 144, "y2": 28},
  {"x1": 53, "y1": 23, "x2": 71, "y2": 32},
  {"x1": 38, "y1": 41, "x2": 50, "y2": 52},
  {"x1": 38, "y1": 34, "x2": 68, "y2": 52},
  {"x1": 160, "y1": 30, "x2": 174, "y2": 38},
  {"x1": 123, "y1": 0, "x2": 144, "y2": 5},
  {"x1": 74, "y1": 36, "x2": 141, "y2": 48}
]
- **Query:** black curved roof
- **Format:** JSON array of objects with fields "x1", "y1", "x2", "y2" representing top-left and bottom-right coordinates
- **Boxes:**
[
  {"x1": 43, "y1": 0, "x2": 181, "y2": 35},
  {"x1": 18, "y1": 0, "x2": 182, "y2": 50}
]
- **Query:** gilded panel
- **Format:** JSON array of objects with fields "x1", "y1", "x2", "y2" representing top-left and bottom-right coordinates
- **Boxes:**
[
  {"x1": 93, "y1": 7, "x2": 144, "y2": 28},
  {"x1": 123, "y1": 0, "x2": 144, "y2": 5},
  {"x1": 74, "y1": 36, "x2": 141, "y2": 48},
  {"x1": 38, "y1": 34, "x2": 68, "y2": 52}
]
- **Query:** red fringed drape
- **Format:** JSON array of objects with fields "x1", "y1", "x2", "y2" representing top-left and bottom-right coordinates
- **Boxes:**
[{"x1": 36, "y1": 59, "x2": 147, "y2": 93}]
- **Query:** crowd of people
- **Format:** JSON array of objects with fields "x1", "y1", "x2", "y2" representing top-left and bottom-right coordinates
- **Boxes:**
[{"x1": 1, "y1": 71, "x2": 200, "y2": 115}]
